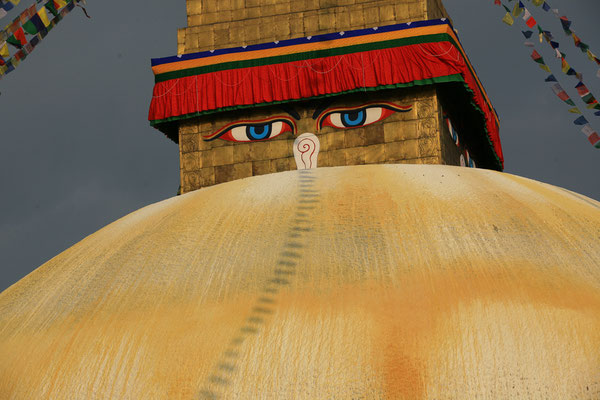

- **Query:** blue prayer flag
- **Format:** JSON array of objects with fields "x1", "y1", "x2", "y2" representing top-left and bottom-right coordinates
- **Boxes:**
[
  {"x1": 545, "y1": 74, "x2": 557, "y2": 82},
  {"x1": 574, "y1": 116, "x2": 589, "y2": 125},
  {"x1": 522, "y1": 30, "x2": 533, "y2": 39},
  {"x1": 542, "y1": 2, "x2": 550, "y2": 12}
]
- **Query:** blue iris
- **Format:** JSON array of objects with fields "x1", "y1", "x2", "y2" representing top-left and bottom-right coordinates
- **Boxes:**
[
  {"x1": 341, "y1": 109, "x2": 366, "y2": 127},
  {"x1": 246, "y1": 123, "x2": 271, "y2": 140}
]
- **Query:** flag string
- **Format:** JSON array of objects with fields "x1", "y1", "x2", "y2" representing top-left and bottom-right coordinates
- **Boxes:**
[
  {"x1": 495, "y1": 0, "x2": 600, "y2": 148},
  {"x1": 519, "y1": 0, "x2": 600, "y2": 76},
  {"x1": 0, "y1": 0, "x2": 85, "y2": 79}
]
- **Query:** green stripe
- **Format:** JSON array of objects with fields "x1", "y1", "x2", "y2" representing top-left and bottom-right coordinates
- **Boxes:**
[{"x1": 155, "y1": 33, "x2": 455, "y2": 83}]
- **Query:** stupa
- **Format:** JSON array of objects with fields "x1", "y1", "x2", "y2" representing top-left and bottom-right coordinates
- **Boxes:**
[{"x1": 1, "y1": 0, "x2": 599, "y2": 399}]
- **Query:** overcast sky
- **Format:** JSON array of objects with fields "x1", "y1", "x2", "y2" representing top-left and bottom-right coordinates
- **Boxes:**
[{"x1": 1, "y1": 0, "x2": 598, "y2": 292}]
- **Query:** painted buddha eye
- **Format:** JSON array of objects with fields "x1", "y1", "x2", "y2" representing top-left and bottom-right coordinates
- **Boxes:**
[
  {"x1": 204, "y1": 117, "x2": 296, "y2": 142},
  {"x1": 317, "y1": 103, "x2": 412, "y2": 130}
]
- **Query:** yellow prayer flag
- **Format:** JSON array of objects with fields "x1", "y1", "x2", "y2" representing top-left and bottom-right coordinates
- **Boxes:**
[
  {"x1": 532, "y1": 0, "x2": 544, "y2": 6},
  {"x1": 0, "y1": 65, "x2": 6, "y2": 75},
  {"x1": 8, "y1": 0, "x2": 21, "y2": 5},
  {"x1": 0, "y1": 41, "x2": 8, "y2": 58},
  {"x1": 38, "y1": 8, "x2": 51, "y2": 27},
  {"x1": 568, "y1": 107, "x2": 582, "y2": 114},
  {"x1": 512, "y1": 3, "x2": 523, "y2": 17},
  {"x1": 588, "y1": 50, "x2": 597, "y2": 62},
  {"x1": 502, "y1": 13, "x2": 514, "y2": 26},
  {"x1": 539, "y1": 64, "x2": 551, "y2": 73}
]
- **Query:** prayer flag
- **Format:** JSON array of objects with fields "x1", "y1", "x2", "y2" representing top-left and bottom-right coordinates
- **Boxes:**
[
  {"x1": 38, "y1": 8, "x2": 50, "y2": 27},
  {"x1": 531, "y1": 50, "x2": 543, "y2": 63},
  {"x1": 551, "y1": 83, "x2": 569, "y2": 101},
  {"x1": 574, "y1": 116, "x2": 588, "y2": 125},
  {"x1": 532, "y1": 0, "x2": 544, "y2": 6},
  {"x1": 23, "y1": 13, "x2": 45, "y2": 35},
  {"x1": 0, "y1": 41, "x2": 8, "y2": 58},
  {"x1": 45, "y1": 1, "x2": 58, "y2": 16},
  {"x1": 8, "y1": 0, "x2": 21, "y2": 5},
  {"x1": 524, "y1": 41, "x2": 534, "y2": 48},
  {"x1": 561, "y1": 58, "x2": 570, "y2": 74},
  {"x1": 7, "y1": 27, "x2": 26, "y2": 48},
  {"x1": 0, "y1": 8, "x2": 6, "y2": 19},
  {"x1": 552, "y1": 9, "x2": 559, "y2": 17},
  {"x1": 54, "y1": 0, "x2": 67, "y2": 9},
  {"x1": 551, "y1": 83, "x2": 576, "y2": 105},
  {"x1": 502, "y1": 12, "x2": 514, "y2": 26},
  {"x1": 550, "y1": 41, "x2": 559, "y2": 49},
  {"x1": 495, "y1": 0, "x2": 501, "y2": 5},
  {"x1": 1, "y1": 1, "x2": 13, "y2": 11},
  {"x1": 522, "y1": 30, "x2": 533, "y2": 39},
  {"x1": 523, "y1": 9, "x2": 537, "y2": 28},
  {"x1": 568, "y1": 107, "x2": 581, "y2": 114},
  {"x1": 576, "y1": 82, "x2": 590, "y2": 97},
  {"x1": 595, "y1": 111, "x2": 600, "y2": 116},
  {"x1": 513, "y1": 1, "x2": 523, "y2": 17},
  {"x1": 545, "y1": 74, "x2": 557, "y2": 82},
  {"x1": 539, "y1": 64, "x2": 551, "y2": 73},
  {"x1": 560, "y1": 16, "x2": 572, "y2": 34},
  {"x1": 542, "y1": 2, "x2": 550, "y2": 12}
]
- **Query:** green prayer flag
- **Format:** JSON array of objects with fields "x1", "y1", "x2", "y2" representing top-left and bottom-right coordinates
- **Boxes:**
[
  {"x1": 565, "y1": 99, "x2": 576, "y2": 106},
  {"x1": 22, "y1": 20, "x2": 38, "y2": 35},
  {"x1": 45, "y1": 2, "x2": 58, "y2": 17},
  {"x1": 6, "y1": 35, "x2": 21, "y2": 47}
]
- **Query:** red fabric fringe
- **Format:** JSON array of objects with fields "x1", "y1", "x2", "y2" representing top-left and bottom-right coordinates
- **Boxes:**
[{"x1": 149, "y1": 41, "x2": 503, "y2": 165}]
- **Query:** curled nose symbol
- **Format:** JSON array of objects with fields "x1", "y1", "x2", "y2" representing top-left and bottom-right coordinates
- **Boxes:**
[{"x1": 293, "y1": 133, "x2": 320, "y2": 170}]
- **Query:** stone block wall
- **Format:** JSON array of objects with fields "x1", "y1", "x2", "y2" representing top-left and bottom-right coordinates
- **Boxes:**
[
  {"x1": 178, "y1": 0, "x2": 449, "y2": 54},
  {"x1": 179, "y1": 87, "x2": 458, "y2": 193}
]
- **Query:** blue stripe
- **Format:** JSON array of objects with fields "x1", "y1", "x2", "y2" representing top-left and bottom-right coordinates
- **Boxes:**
[{"x1": 151, "y1": 18, "x2": 451, "y2": 67}]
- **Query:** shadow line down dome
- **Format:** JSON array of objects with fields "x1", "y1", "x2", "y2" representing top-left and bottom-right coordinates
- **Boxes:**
[{"x1": 1, "y1": 164, "x2": 599, "y2": 398}]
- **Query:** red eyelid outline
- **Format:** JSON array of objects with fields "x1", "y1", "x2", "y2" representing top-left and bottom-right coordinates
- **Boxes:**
[
  {"x1": 202, "y1": 116, "x2": 297, "y2": 142},
  {"x1": 316, "y1": 102, "x2": 413, "y2": 131}
]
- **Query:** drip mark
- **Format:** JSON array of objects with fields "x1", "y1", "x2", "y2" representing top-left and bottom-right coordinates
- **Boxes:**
[
  {"x1": 199, "y1": 390, "x2": 218, "y2": 399},
  {"x1": 281, "y1": 251, "x2": 301, "y2": 258},
  {"x1": 257, "y1": 297, "x2": 275, "y2": 304},
  {"x1": 274, "y1": 269, "x2": 295, "y2": 276},
  {"x1": 230, "y1": 337, "x2": 245, "y2": 345},
  {"x1": 288, "y1": 233, "x2": 301, "y2": 238},
  {"x1": 218, "y1": 363, "x2": 235, "y2": 372},
  {"x1": 247, "y1": 316, "x2": 264, "y2": 324},
  {"x1": 277, "y1": 260, "x2": 297, "y2": 267},
  {"x1": 262, "y1": 287, "x2": 279, "y2": 294},
  {"x1": 223, "y1": 350, "x2": 239, "y2": 358},
  {"x1": 240, "y1": 326, "x2": 258, "y2": 334},
  {"x1": 269, "y1": 278, "x2": 290, "y2": 285},
  {"x1": 252, "y1": 306, "x2": 274, "y2": 314},
  {"x1": 209, "y1": 376, "x2": 229, "y2": 385},
  {"x1": 285, "y1": 242, "x2": 303, "y2": 248},
  {"x1": 292, "y1": 227, "x2": 312, "y2": 232}
]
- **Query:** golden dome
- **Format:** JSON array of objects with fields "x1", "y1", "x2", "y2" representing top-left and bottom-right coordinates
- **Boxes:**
[{"x1": 1, "y1": 164, "x2": 599, "y2": 399}]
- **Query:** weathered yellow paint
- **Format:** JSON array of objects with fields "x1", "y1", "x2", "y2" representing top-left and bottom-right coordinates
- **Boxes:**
[{"x1": 1, "y1": 164, "x2": 599, "y2": 399}]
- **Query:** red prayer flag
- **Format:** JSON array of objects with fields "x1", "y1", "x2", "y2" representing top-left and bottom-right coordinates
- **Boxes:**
[{"x1": 13, "y1": 27, "x2": 26, "y2": 45}]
